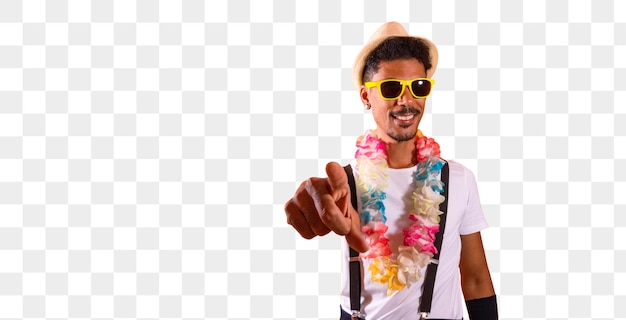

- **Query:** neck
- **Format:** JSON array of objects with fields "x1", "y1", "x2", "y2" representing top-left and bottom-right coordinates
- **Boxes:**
[
  {"x1": 372, "y1": 129, "x2": 419, "y2": 168},
  {"x1": 386, "y1": 140, "x2": 417, "y2": 169}
]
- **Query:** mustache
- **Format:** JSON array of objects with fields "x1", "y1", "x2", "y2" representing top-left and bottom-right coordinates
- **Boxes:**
[{"x1": 390, "y1": 107, "x2": 421, "y2": 117}]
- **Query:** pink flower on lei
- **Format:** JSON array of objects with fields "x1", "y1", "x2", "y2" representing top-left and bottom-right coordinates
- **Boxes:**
[
  {"x1": 355, "y1": 131, "x2": 387, "y2": 161},
  {"x1": 403, "y1": 214, "x2": 440, "y2": 253},
  {"x1": 361, "y1": 221, "x2": 392, "y2": 258},
  {"x1": 416, "y1": 134, "x2": 441, "y2": 163}
]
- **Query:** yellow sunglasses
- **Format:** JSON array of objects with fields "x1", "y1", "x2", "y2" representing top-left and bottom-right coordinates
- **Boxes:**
[{"x1": 364, "y1": 78, "x2": 435, "y2": 100}]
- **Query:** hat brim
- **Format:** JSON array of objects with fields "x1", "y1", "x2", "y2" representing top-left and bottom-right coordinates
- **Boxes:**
[{"x1": 352, "y1": 22, "x2": 438, "y2": 89}]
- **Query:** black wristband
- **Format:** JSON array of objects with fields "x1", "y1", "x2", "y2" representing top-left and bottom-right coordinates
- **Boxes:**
[{"x1": 465, "y1": 295, "x2": 498, "y2": 320}]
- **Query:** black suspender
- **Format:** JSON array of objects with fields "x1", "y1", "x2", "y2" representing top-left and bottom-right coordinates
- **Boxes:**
[
  {"x1": 419, "y1": 162, "x2": 449, "y2": 317},
  {"x1": 343, "y1": 164, "x2": 362, "y2": 316},
  {"x1": 343, "y1": 162, "x2": 449, "y2": 318}
]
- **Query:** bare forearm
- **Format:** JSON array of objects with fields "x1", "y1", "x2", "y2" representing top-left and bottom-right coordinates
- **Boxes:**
[
  {"x1": 461, "y1": 273, "x2": 495, "y2": 300},
  {"x1": 462, "y1": 269, "x2": 497, "y2": 319}
]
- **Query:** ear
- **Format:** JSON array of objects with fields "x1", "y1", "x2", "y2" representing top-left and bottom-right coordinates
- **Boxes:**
[{"x1": 359, "y1": 86, "x2": 370, "y2": 105}]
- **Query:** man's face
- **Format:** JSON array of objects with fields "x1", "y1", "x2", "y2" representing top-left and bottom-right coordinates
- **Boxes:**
[{"x1": 361, "y1": 59, "x2": 428, "y2": 143}]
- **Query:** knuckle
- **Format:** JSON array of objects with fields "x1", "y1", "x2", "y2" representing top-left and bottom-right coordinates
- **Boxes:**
[
  {"x1": 305, "y1": 177, "x2": 326, "y2": 191},
  {"x1": 293, "y1": 191, "x2": 309, "y2": 207},
  {"x1": 303, "y1": 178, "x2": 316, "y2": 193},
  {"x1": 284, "y1": 199, "x2": 293, "y2": 211},
  {"x1": 296, "y1": 180, "x2": 307, "y2": 192}
]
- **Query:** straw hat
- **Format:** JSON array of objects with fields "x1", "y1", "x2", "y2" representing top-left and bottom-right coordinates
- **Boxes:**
[{"x1": 352, "y1": 22, "x2": 439, "y2": 89}]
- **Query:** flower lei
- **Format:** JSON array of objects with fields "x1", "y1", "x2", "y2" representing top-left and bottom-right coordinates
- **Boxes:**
[{"x1": 355, "y1": 129, "x2": 445, "y2": 295}]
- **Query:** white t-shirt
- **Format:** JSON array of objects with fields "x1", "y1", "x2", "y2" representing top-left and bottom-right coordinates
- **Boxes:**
[{"x1": 340, "y1": 160, "x2": 489, "y2": 319}]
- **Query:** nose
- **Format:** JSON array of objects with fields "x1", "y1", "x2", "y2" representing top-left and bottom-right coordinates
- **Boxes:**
[{"x1": 396, "y1": 83, "x2": 415, "y2": 105}]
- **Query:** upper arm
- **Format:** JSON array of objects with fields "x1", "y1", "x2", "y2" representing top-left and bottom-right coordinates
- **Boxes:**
[{"x1": 459, "y1": 231, "x2": 495, "y2": 300}]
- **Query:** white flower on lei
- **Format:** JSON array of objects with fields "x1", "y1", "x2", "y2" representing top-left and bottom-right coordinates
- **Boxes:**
[{"x1": 396, "y1": 246, "x2": 431, "y2": 286}]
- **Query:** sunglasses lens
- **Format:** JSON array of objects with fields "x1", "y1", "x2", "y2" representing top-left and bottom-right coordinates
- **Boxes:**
[
  {"x1": 379, "y1": 81, "x2": 403, "y2": 99},
  {"x1": 411, "y1": 79, "x2": 432, "y2": 97}
]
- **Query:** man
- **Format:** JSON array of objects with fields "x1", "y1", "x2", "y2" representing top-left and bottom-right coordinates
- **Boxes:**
[{"x1": 284, "y1": 22, "x2": 498, "y2": 320}]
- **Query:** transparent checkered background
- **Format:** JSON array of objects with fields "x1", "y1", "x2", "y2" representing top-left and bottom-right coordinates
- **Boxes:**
[{"x1": 0, "y1": 0, "x2": 624, "y2": 319}]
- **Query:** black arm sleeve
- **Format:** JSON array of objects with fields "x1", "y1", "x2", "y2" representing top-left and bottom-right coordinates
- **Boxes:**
[{"x1": 465, "y1": 295, "x2": 498, "y2": 320}]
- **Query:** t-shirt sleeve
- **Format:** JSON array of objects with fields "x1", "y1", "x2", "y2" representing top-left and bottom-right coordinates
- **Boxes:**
[{"x1": 458, "y1": 166, "x2": 489, "y2": 235}]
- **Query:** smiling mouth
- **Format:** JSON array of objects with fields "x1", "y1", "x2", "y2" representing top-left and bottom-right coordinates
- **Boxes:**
[
  {"x1": 393, "y1": 113, "x2": 416, "y2": 121},
  {"x1": 391, "y1": 108, "x2": 420, "y2": 122}
]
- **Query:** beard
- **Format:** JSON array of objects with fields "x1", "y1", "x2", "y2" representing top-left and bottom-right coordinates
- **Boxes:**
[
  {"x1": 386, "y1": 107, "x2": 420, "y2": 142},
  {"x1": 386, "y1": 128, "x2": 418, "y2": 142}
]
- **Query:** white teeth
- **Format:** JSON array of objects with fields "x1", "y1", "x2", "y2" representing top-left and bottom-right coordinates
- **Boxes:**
[{"x1": 396, "y1": 114, "x2": 414, "y2": 121}]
